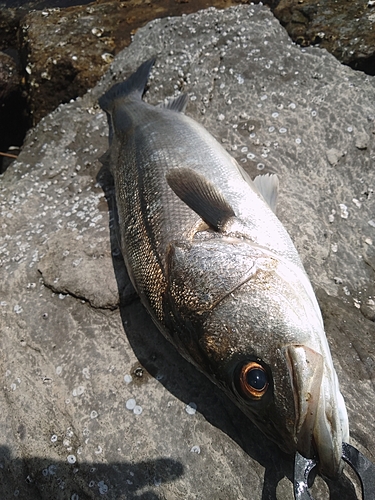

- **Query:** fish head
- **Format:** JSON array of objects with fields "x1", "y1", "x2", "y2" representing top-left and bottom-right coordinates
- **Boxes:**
[{"x1": 166, "y1": 238, "x2": 349, "y2": 478}]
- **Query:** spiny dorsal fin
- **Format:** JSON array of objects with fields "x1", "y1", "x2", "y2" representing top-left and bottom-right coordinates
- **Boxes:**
[
  {"x1": 166, "y1": 168, "x2": 235, "y2": 231},
  {"x1": 253, "y1": 173, "x2": 279, "y2": 214},
  {"x1": 98, "y1": 57, "x2": 156, "y2": 113},
  {"x1": 159, "y1": 93, "x2": 189, "y2": 113}
]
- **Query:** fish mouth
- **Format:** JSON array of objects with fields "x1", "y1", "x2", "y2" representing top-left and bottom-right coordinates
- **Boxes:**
[{"x1": 285, "y1": 345, "x2": 344, "y2": 478}]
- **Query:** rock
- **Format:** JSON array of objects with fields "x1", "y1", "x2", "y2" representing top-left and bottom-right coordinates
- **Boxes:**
[
  {"x1": 0, "y1": 7, "x2": 25, "y2": 50},
  {"x1": 1, "y1": 5, "x2": 375, "y2": 499},
  {"x1": 19, "y1": 3, "x2": 118, "y2": 125},
  {"x1": 0, "y1": 49, "x2": 30, "y2": 174},
  {"x1": 18, "y1": 0, "x2": 244, "y2": 125},
  {"x1": 1, "y1": 1, "x2": 248, "y2": 174},
  {"x1": 1, "y1": 0, "x2": 375, "y2": 160},
  {"x1": 354, "y1": 130, "x2": 370, "y2": 150},
  {"x1": 0, "y1": 51, "x2": 19, "y2": 100},
  {"x1": 361, "y1": 300, "x2": 375, "y2": 322},
  {"x1": 273, "y1": 0, "x2": 375, "y2": 75},
  {"x1": 326, "y1": 148, "x2": 344, "y2": 166},
  {"x1": 1, "y1": 0, "x2": 375, "y2": 157},
  {"x1": 37, "y1": 230, "x2": 119, "y2": 309}
]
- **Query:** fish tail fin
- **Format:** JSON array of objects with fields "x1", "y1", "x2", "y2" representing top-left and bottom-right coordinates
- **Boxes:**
[{"x1": 99, "y1": 57, "x2": 156, "y2": 113}]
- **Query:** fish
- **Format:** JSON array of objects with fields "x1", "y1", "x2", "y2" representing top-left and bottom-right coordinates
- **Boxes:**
[{"x1": 99, "y1": 58, "x2": 349, "y2": 479}]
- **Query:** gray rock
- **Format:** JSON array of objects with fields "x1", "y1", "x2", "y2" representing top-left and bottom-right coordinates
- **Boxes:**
[
  {"x1": 16, "y1": 0, "x2": 243, "y2": 126},
  {"x1": 326, "y1": 148, "x2": 344, "y2": 167},
  {"x1": 38, "y1": 230, "x2": 119, "y2": 309},
  {"x1": 0, "y1": 5, "x2": 374, "y2": 499},
  {"x1": 355, "y1": 131, "x2": 370, "y2": 150}
]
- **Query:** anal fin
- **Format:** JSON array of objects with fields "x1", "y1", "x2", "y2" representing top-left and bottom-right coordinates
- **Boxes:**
[{"x1": 166, "y1": 168, "x2": 235, "y2": 232}]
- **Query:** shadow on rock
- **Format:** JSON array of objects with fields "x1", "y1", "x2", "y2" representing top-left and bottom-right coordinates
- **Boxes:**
[
  {"x1": 0, "y1": 445, "x2": 184, "y2": 499},
  {"x1": 96, "y1": 165, "x2": 359, "y2": 500}
]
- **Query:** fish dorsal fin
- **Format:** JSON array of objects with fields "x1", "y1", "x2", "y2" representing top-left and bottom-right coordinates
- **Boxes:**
[
  {"x1": 166, "y1": 168, "x2": 235, "y2": 231},
  {"x1": 99, "y1": 57, "x2": 156, "y2": 113},
  {"x1": 159, "y1": 93, "x2": 189, "y2": 113},
  {"x1": 253, "y1": 173, "x2": 279, "y2": 213}
]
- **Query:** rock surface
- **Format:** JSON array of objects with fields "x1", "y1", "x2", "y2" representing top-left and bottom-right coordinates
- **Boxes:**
[
  {"x1": 0, "y1": 51, "x2": 20, "y2": 101},
  {"x1": 1, "y1": 4, "x2": 375, "y2": 499},
  {"x1": 274, "y1": 0, "x2": 375, "y2": 75},
  {"x1": 0, "y1": 0, "x2": 242, "y2": 173},
  {"x1": 18, "y1": 0, "x2": 241, "y2": 125},
  {"x1": 1, "y1": 0, "x2": 375, "y2": 132},
  {"x1": 2, "y1": 0, "x2": 375, "y2": 173}
]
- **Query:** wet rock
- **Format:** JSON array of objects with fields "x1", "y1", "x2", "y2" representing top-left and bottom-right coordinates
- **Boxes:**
[
  {"x1": 0, "y1": 51, "x2": 19, "y2": 100},
  {"x1": 1, "y1": 5, "x2": 375, "y2": 499},
  {"x1": 0, "y1": 49, "x2": 30, "y2": 174},
  {"x1": 0, "y1": 7, "x2": 25, "y2": 50},
  {"x1": 274, "y1": 0, "x2": 375, "y2": 75},
  {"x1": 19, "y1": 3, "x2": 119, "y2": 125}
]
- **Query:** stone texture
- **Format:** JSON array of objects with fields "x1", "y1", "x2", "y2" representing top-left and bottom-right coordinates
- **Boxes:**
[
  {"x1": 1, "y1": 0, "x2": 375, "y2": 154},
  {"x1": 18, "y1": 0, "x2": 242, "y2": 125},
  {"x1": 38, "y1": 230, "x2": 119, "y2": 309},
  {"x1": 274, "y1": 0, "x2": 375, "y2": 74},
  {"x1": 1, "y1": 5, "x2": 375, "y2": 499},
  {"x1": 19, "y1": 3, "x2": 117, "y2": 125},
  {"x1": 0, "y1": 51, "x2": 19, "y2": 100},
  {"x1": 0, "y1": 48, "x2": 29, "y2": 174},
  {"x1": 0, "y1": 7, "x2": 25, "y2": 50}
]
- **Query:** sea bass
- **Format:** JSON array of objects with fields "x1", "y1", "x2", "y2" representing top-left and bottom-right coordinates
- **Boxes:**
[{"x1": 99, "y1": 58, "x2": 349, "y2": 478}]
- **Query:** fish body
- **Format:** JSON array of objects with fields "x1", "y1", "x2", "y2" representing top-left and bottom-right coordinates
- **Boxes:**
[{"x1": 99, "y1": 59, "x2": 349, "y2": 478}]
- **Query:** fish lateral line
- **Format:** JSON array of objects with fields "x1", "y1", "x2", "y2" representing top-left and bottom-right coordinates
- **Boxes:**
[{"x1": 166, "y1": 167, "x2": 236, "y2": 232}]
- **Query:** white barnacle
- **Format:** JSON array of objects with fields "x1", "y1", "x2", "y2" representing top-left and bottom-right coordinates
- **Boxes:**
[
  {"x1": 126, "y1": 398, "x2": 136, "y2": 410},
  {"x1": 185, "y1": 402, "x2": 197, "y2": 415}
]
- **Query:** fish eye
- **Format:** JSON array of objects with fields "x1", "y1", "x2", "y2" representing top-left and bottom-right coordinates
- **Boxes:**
[{"x1": 238, "y1": 361, "x2": 269, "y2": 400}]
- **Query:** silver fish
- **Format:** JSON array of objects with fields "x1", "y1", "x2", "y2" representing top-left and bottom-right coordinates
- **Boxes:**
[{"x1": 99, "y1": 58, "x2": 349, "y2": 478}]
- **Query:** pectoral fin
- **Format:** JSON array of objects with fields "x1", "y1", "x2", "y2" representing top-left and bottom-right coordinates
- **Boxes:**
[{"x1": 166, "y1": 168, "x2": 235, "y2": 231}]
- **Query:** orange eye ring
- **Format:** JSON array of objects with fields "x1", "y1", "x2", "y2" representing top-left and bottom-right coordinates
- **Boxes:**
[{"x1": 239, "y1": 361, "x2": 269, "y2": 400}]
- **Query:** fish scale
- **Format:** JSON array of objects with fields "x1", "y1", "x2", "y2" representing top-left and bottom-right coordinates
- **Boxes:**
[{"x1": 114, "y1": 133, "x2": 167, "y2": 323}]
